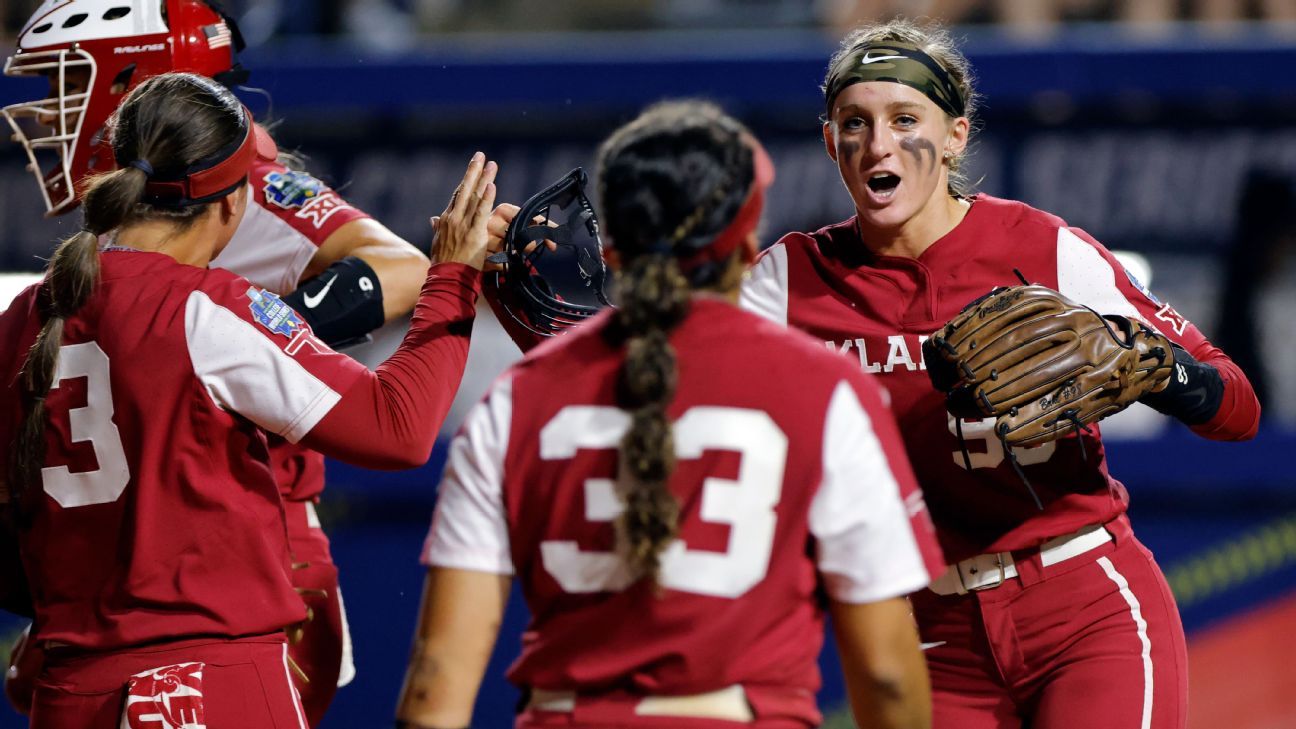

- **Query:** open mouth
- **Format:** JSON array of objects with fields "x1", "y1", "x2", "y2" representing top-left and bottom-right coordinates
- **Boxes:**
[{"x1": 867, "y1": 173, "x2": 901, "y2": 196}]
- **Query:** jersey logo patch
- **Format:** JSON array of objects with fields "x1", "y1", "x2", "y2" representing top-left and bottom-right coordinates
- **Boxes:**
[
  {"x1": 1124, "y1": 268, "x2": 1161, "y2": 304},
  {"x1": 295, "y1": 192, "x2": 349, "y2": 229},
  {"x1": 1154, "y1": 303, "x2": 1189, "y2": 336},
  {"x1": 246, "y1": 287, "x2": 305, "y2": 338},
  {"x1": 262, "y1": 170, "x2": 326, "y2": 210}
]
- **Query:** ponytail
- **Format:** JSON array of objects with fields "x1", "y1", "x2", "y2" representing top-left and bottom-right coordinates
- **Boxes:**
[
  {"x1": 11, "y1": 166, "x2": 147, "y2": 508},
  {"x1": 612, "y1": 255, "x2": 690, "y2": 584}
]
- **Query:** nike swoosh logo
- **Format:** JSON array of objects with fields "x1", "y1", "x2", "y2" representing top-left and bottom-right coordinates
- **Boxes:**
[
  {"x1": 920, "y1": 641, "x2": 946, "y2": 651},
  {"x1": 860, "y1": 53, "x2": 904, "y2": 65},
  {"x1": 302, "y1": 275, "x2": 338, "y2": 309}
]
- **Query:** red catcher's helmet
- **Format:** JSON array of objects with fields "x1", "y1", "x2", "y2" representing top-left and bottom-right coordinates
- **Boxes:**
[{"x1": 3, "y1": 1, "x2": 246, "y2": 216}]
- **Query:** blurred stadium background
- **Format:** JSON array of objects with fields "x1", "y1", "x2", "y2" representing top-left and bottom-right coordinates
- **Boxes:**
[{"x1": 3, "y1": 1, "x2": 1296, "y2": 727}]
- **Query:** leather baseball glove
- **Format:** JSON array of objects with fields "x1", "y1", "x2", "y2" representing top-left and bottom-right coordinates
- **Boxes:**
[{"x1": 923, "y1": 285, "x2": 1175, "y2": 448}]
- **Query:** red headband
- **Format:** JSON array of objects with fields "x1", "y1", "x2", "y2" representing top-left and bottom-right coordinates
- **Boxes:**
[
  {"x1": 677, "y1": 136, "x2": 776, "y2": 273},
  {"x1": 141, "y1": 106, "x2": 277, "y2": 206}
]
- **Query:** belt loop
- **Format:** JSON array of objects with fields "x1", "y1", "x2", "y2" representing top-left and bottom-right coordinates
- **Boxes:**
[{"x1": 1011, "y1": 549, "x2": 1046, "y2": 588}]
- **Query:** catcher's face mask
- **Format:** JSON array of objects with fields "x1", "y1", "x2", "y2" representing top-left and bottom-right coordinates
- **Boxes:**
[{"x1": 490, "y1": 168, "x2": 611, "y2": 337}]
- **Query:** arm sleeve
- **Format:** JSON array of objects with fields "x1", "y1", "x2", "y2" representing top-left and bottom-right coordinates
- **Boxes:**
[
  {"x1": 301, "y1": 264, "x2": 482, "y2": 469},
  {"x1": 422, "y1": 375, "x2": 515, "y2": 575},
  {"x1": 1054, "y1": 226, "x2": 1260, "y2": 440},
  {"x1": 810, "y1": 377, "x2": 945, "y2": 604},
  {"x1": 184, "y1": 263, "x2": 480, "y2": 469}
]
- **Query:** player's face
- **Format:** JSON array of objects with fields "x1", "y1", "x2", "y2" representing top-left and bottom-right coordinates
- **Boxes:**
[
  {"x1": 36, "y1": 66, "x2": 92, "y2": 130},
  {"x1": 822, "y1": 82, "x2": 967, "y2": 236}
]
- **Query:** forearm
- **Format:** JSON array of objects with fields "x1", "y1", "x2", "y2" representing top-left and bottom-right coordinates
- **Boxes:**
[
  {"x1": 832, "y1": 598, "x2": 932, "y2": 729},
  {"x1": 301, "y1": 263, "x2": 480, "y2": 468}
]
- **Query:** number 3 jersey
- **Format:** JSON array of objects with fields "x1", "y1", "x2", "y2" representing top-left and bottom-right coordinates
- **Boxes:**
[
  {"x1": 0, "y1": 250, "x2": 369, "y2": 650},
  {"x1": 741, "y1": 195, "x2": 1261, "y2": 562},
  {"x1": 424, "y1": 299, "x2": 944, "y2": 712}
]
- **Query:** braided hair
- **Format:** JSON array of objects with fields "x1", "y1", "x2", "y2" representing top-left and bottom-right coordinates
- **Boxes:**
[
  {"x1": 9, "y1": 73, "x2": 247, "y2": 513},
  {"x1": 595, "y1": 101, "x2": 756, "y2": 584}
]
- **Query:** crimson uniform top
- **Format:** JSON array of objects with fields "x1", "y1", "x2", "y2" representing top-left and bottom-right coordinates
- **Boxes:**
[
  {"x1": 423, "y1": 299, "x2": 944, "y2": 722},
  {"x1": 741, "y1": 194, "x2": 1261, "y2": 562},
  {"x1": 0, "y1": 250, "x2": 370, "y2": 650},
  {"x1": 214, "y1": 150, "x2": 370, "y2": 503}
]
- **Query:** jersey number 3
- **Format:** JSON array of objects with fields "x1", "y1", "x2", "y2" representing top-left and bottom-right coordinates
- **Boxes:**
[
  {"x1": 538, "y1": 406, "x2": 787, "y2": 599},
  {"x1": 42, "y1": 342, "x2": 130, "y2": 508}
]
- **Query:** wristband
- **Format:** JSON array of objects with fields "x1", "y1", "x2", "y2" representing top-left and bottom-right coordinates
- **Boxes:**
[{"x1": 1139, "y1": 343, "x2": 1225, "y2": 425}]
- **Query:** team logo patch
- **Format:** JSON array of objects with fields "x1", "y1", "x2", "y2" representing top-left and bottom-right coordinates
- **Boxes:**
[
  {"x1": 1124, "y1": 268, "x2": 1161, "y2": 304},
  {"x1": 262, "y1": 170, "x2": 326, "y2": 210},
  {"x1": 1154, "y1": 302, "x2": 1189, "y2": 337},
  {"x1": 121, "y1": 661, "x2": 206, "y2": 729},
  {"x1": 246, "y1": 287, "x2": 305, "y2": 338},
  {"x1": 295, "y1": 192, "x2": 349, "y2": 229}
]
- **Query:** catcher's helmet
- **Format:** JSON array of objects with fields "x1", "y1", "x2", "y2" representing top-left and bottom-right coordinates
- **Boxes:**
[
  {"x1": 489, "y1": 168, "x2": 611, "y2": 337},
  {"x1": 4, "y1": 0, "x2": 247, "y2": 216}
]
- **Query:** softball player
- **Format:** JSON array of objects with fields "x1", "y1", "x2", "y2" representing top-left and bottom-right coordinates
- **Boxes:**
[
  {"x1": 740, "y1": 19, "x2": 1261, "y2": 729},
  {"x1": 3, "y1": 2, "x2": 430, "y2": 721},
  {"x1": 0, "y1": 72, "x2": 494, "y2": 729},
  {"x1": 397, "y1": 101, "x2": 945, "y2": 729}
]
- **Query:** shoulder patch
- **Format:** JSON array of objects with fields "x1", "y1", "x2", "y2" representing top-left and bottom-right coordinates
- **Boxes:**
[
  {"x1": 246, "y1": 287, "x2": 305, "y2": 338},
  {"x1": 1124, "y1": 267, "x2": 1161, "y2": 304},
  {"x1": 262, "y1": 170, "x2": 327, "y2": 210}
]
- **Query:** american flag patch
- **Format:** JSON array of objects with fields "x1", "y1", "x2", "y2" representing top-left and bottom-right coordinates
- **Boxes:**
[{"x1": 202, "y1": 22, "x2": 231, "y2": 50}]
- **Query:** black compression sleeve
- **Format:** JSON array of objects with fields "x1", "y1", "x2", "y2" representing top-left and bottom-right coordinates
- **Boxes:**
[
  {"x1": 283, "y1": 256, "x2": 385, "y2": 347},
  {"x1": 1139, "y1": 343, "x2": 1226, "y2": 425}
]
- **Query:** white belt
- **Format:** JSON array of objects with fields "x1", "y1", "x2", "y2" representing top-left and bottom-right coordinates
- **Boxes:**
[
  {"x1": 529, "y1": 684, "x2": 754, "y2": 722},
  {"x1": 928, "y1": 524, "x2": 1113, "y2": 596}
]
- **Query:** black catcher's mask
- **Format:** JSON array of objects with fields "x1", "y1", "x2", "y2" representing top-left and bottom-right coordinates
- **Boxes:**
[{"x1": 488, "y1": 168, "x2": 611, "y2": 336}]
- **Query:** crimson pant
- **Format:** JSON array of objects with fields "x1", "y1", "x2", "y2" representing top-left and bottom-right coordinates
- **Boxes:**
[
  {"x1": 284, "y1": 498, "x2": 350, "y2": 728},
  {"x1": 912, "y1": 516, "x2": 1188, "y2": 729},
  {"x1": 30, "y1": 634, "x2": 306, "y2": 729}
]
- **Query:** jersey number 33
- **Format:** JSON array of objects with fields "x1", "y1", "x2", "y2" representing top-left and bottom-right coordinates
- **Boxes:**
[{"x1": 538, "y1": 405, "x2": 786, "y2": 600}]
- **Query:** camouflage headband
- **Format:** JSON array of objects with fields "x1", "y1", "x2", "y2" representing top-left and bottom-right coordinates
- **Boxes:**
[{"x1": 824, "y1": 41, "x2": 966, "y2": 118}]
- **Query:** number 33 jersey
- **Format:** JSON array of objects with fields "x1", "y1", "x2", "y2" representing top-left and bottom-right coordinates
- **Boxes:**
[
  {"x1": 0, "y1": 250, "x2": 369, "y2": 650},
  {"x1": 741, "y1": 195, "x2": 1261, "y2": 563},
  {"x1": 423, "y1": 299, "x2": 944, "y2": 708}
]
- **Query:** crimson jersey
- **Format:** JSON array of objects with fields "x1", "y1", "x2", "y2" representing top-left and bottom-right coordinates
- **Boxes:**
[
  {"x1": 741, "y1": 194, "x2": 1261, "y2": 562},
  {"x1": 212, "y1": 150, "x2": 370, "y2": 503},
  {"x1": 423, "y1": 299, "x2": 943, "y2": 722},
  {"x1": 0, "y1": 250, "x2": 369, "y2": 650}
]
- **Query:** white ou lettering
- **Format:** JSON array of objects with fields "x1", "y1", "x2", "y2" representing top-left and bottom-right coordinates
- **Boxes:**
[
  {"x1": 538, "y1": 405, "x2": 787, "y2": 599},
  {"x1": 42, "y1": 342, "x2": 131, "y2": 508},
  {"x1": 358, "y1": 277, "x2": 374, "y2": 292},
  {"x1": 826, "y1": 334, "x2": 926, "y2": 373},
  {"x1": 947, "y1": 414, "x2": 1056, "y2": 470}
]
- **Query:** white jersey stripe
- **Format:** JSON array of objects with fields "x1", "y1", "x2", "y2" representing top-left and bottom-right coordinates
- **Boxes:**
[
  {"x1": 1097, "y1": 555, "x2": 1154, "y2": 729},
  {"x1": 184, "y1": 290, "x2": 342, "y2": 443},
  {"x1": 811, "y1": 380, "x2": 932, "y2": 603},
  {"x1": 213, "y1": 194, "x2": 319, "y2": 294},
  {"x1": 739, "y1": 243, "x2": 790, "y2": 327},
  {"x1": 423, "y1": 375, "x2": 516, "y2": 574},
  {"x1": 1055, "y1": 228, "x2": 1142, "y2": 321}
]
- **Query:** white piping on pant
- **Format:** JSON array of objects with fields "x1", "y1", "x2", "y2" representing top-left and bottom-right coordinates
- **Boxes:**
[
  {"x1": 1097, "y1": 556, "x2": 1153, "y2": 729},
  {"x1": 282, "y1": 642, "x2": 309, "y2": 729}
]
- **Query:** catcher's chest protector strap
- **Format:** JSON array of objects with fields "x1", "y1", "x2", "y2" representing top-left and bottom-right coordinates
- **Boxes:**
[{"x1": 1139, "y1": 344, "x2": 1225, "y2": 425}]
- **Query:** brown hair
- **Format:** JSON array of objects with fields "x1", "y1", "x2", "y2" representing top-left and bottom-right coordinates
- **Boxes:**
[
  {"x1": 824, "y1": 18, "x2": 980, "y2": 196},
  {"x1": 596, "y1": 101, "x2": 755, "y2": 583},
  {"x1": 9, "y1": 72, "x2": 246, "y2": 512}
]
